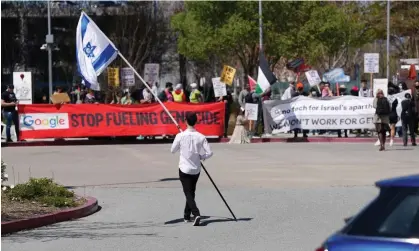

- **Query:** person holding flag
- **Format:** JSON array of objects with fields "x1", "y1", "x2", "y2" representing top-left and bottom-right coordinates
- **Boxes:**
[{"x1": 75, "y1": 11, "x2": 237, "y2": 223}]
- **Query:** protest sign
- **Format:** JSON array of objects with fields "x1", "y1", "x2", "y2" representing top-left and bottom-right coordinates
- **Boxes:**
[
  {"x1": 373, "y1": 79, "x2": 388, "y2": 97},
  {"x1": 107, "y1": 67, "x2": 120, "y2": 86},
  {"x1": 144, "y1": 63, "x2": 160, "y2": 84},
  {"x1": 364, "y1": 53, "x2": 379, "y2": 73},
  {"x1": 212, "y1": 77, "x2": 227, "y2": 97},
  {"x1": 18, "y1": 102, "x2": 225, "y2": 140},
  {"x1": 305, "y1": 70, "x2": 322, "y2": 86},
  {"x1": 121, "y1": 67, "x2": 135, "y2": 87},
  {"x1": 13, "y1": 72, "x2": 32, "y2": 104},
  {"x1": 220, "y1": 65, "x2": 236, "y2": 85},
  {"x1": 322, "y1": 68, "x2": 350, "y2": 83},
  {"x1": 50, "y1": 93, "x2": 71, "y2": 104},
  {"x1": 263, "y1": 96, "x2": 376, "y2": 133},
  {"x1": 245, "y1": 103, "x2": 258, "y2": 121}
]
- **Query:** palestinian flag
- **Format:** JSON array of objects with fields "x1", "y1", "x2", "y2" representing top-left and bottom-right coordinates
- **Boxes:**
[
  {"x1": 248, "y1": 76, "x2": 257, "y2": 92},
  {"x1": 256, "y1": 52, "x2": 277, "y2": 94}
]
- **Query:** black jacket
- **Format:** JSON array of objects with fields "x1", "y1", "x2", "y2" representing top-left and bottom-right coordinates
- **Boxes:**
[{"x1": 401, "y1": 99, "x2": 415, "y2": 121}]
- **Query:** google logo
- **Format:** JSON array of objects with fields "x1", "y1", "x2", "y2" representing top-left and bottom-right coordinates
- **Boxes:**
[{"x1": 23, "y1": 115, "x2": 66, "y2": 128}]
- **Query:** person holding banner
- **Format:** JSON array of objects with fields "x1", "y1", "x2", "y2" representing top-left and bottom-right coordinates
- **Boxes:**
[{"x1": 373, "y1": 89, "x2": 391, "y2": 151}]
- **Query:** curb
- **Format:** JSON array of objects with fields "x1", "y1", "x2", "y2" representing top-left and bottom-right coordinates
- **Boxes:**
[
  {"x1": 2, "y1": 137, "x2": 404, "y2": 147},
  {"x1": 1, "y1": 196, "x2": 98, "y2": 235}
]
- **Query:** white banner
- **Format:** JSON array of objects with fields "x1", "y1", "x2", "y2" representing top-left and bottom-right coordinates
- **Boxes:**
[
  {"x1": 263, "y1": 92, "x2": 410, "y2": 133},
  {"x1": 121, "y1": 67, "x2": 135, "y2": 87},
  {"x1": 13, "y1": 72, "x2": 32, "y2": 104},
  {"x1": 144, "y1": 63, "x2": 160, "y2": 85},
  {"x1": 373, "y1": 78, "x2": 388, "y2": 97}
]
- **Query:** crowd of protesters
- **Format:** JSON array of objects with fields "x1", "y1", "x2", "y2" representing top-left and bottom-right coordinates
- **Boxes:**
[{"x1": 2, "y1": 78, "x2": 419, "y2": 144}]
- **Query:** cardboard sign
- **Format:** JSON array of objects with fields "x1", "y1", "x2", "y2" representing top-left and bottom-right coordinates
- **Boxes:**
[
  {"x1": 50, "y1": 93, "x2": 71, "y2": 104},
  {"x1": 373, "y1": 78, "x2": 388, "y2": 97},
  {"x1": 364, "y1": 53, "x2": 379, "y2": 73},
  {"x1": 245, "y1": 103, "x2": 258, "y2": 121},
  {"x1": 220, "y1": 65, "x2": 236, "y2": 85},
  {"x1": 13, "y1": 72, "x2": 33, "y2": 104},
  {"x1": 305, "y1": 70, "x2": 321, "y2": 86},
  {"x1": 144, "y1": 63, "x2": 160, "y2": 85},
  {"x1": 107, "y1": 68, "x2": 120, "y2": 86},
  {"x1": 212, "y1": 77, "x2": 227, "y2": 97}
]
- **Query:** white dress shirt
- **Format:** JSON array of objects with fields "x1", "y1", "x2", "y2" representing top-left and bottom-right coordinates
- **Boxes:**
[{"x1": 170, "y1": 128, "x2": 213, "y2": 175}]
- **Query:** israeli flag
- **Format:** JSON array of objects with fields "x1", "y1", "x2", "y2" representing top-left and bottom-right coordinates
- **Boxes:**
[{"x1": 76, "y1": 12, "x2": 118, "y2": 91}]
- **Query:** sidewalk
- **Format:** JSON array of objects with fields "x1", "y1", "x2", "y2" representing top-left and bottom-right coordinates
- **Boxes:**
[{"x1": 2, "y1": 132, "x2": 406, "y2": 147}]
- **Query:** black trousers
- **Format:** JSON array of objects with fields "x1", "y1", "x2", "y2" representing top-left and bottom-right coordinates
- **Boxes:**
[
  {"x1": 179, "y1": 169, "x2": 200, "y2": 219},
  {"x1": 402, "y1": 118, "x2": 416, "y2": 145}
]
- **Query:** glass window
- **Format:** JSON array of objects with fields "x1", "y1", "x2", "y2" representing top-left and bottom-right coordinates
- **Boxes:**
[{"x1": 345, "y1": 188, "x2": 419, "y2": 238}]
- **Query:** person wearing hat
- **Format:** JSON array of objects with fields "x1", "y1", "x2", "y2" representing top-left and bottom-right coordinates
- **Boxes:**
[
  {"x1": 1, "y1": 84, "x2": 20, "y2": 142},
  {"x1": 401, "y1": 92, "x2": 417, "y2": 146},
  {"x1": 189, "y1": 83, "x2": 203, "y2": 104},
  {"x1": 172, "y1": 83, "x2": 186, "y2": 103},
  {"x1": 350, "y1": 86, "x2": 359, "y2": 96}
]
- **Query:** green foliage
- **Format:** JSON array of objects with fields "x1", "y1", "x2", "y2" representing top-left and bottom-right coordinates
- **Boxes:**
[
  {"x1": 1, "y1": 160, "x2": 7, "y2": 184},
  {"x1": 171, "y1": 1, "x2": 377, "y2": 73},
  {"x1": 6, "y1": 178, "x2": 77, "y2": 207}
]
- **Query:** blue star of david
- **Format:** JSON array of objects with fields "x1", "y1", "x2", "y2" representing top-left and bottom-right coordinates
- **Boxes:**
[{"x1": 83, "y1": 42, "x2": 96, "y2": 58}]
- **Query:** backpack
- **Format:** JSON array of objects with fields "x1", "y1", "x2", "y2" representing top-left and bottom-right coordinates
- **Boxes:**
[
  {"x1": 376, "y1": 97, "x2": 390, "y2": 115},
  {"x1": 244, "y1": 92, "x2": 254, "y2": 103}
]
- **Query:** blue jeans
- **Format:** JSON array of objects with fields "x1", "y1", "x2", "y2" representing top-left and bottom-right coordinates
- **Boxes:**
[{"x1": 3, "y1": 111, "x2": 19, "y2": 141}]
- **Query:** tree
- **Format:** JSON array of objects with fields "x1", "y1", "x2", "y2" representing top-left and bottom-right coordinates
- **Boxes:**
[{"x1": 171, "y1": 1, "x2": 376, "y2": 77}]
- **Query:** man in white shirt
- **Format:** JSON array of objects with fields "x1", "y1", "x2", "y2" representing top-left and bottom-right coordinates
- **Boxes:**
[{"x1": 170, "y1": 113, "x2": 213, "y2": 226}]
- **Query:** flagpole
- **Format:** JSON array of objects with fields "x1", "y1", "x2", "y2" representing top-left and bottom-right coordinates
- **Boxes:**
[
  {"x1": 117, "y1": 52, "x2": 181, "y2": 131},
  {"x1": 117, "y1": 51, "x2": 238, "y2": 222}
]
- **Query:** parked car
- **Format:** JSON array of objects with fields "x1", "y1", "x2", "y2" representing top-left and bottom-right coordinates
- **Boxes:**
[{"x1": 315, "y1": 174, "x2": 419, "y2": 251}]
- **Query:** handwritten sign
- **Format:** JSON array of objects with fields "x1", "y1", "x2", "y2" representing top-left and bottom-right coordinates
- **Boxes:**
[
  {"x1": 107, "y1": 68, "x2": 120, "y2": 87},
  {"x1": 144, "y1": 63, "x2": 160, "y2": 84},
  {"x1": 305, "y1": 70, "x2": 321, "y2": 86},
  {"x1": 121, "y1": 67, "x2": 135, "y2": 87},
  {"x1": 364, "y1": 53, "x2": 379, "y2": 73},
  {"x1": 220, "y1": 65, "x2": 236, "y2": 86},
  {"x1": 212, "y1": 77, "x2": 227, "y2": 98},
  {"x1": 13, "y1": 72, "x2": 32, "y2": 104},
  {"x1": 245, "y1": 103, "x2": 258, "y2": 121}
]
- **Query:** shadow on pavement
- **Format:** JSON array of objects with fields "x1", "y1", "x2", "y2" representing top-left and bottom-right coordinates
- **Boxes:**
[
  {"x1": 164, "y1": 216, "x2": 253, "y2": 226},
  {"x1": 64, "y1": 177, "x2": 179, "y2": 189},
  {"x1": 3, "y1": 220, "x2": 159, "y2": 242}
]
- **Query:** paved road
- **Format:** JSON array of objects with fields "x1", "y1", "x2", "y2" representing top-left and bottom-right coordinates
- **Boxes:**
[{"x1": 1, "y1": 143, "x2": 418, "y2": 251}]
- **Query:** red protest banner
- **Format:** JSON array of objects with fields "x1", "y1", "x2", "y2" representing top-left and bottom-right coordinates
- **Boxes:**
[{"x1": 18, "y1": 103, "x2": 225, "y2": 140}]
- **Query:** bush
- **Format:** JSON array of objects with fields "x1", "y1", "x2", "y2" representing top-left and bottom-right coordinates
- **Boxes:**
[
  {"x1": 1, "y1": 160, "x2": 8, "y2": 184},
  {"x1": 6, "y1": 178, "x2": 77, "y2": 207}
]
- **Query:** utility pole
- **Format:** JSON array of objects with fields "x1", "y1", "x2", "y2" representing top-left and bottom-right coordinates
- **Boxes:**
[{"x1": 46, "y1": 0, "x2": 54, "y2": 102}]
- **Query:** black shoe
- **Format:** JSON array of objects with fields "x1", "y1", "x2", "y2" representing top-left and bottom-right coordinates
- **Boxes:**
[
  {"x1": 413, "y1": 142, "x2": 417, "y2": 146},
  {"x1": 193, "y1": 216, "x2": 201, "y2": 226},
  {"x1": 6, "y1": 138, "x2": 13, "y2": 143}
]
